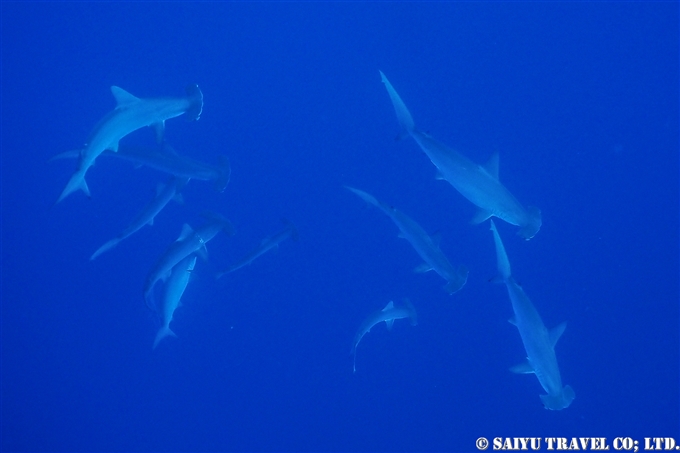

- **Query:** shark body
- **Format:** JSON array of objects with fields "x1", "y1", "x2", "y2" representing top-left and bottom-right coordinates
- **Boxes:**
[
  {"x1": 51, "y1": 143, "x2": 230, "y2": 192},
  {"x1": 56, "y1": 85, "x2": 203, "y2": 203},
  {"x1": 217, "y1": 220, "x2": 297, "y2": 278},
  {"x1": 351, "y1": 299, "x2": 417, "y2": 373},
  {"x1": 144, "y1": 213, "x2": 233, "y2": 311},
  {"x1": 490, "y1": 219, "x2": 574, "y2": 410},
  {"x1": 346, "y1": 186, "x2": 468, "y2": 294},
  {"x1": 380, "y1": 71, "x2": 541, "y2": 240},
  {"x1": 90, "y1": 176, "x2": 189, "y2": 260},
  {"x1": 153, "y1": 254, "x2": 197, "y2": 349}
]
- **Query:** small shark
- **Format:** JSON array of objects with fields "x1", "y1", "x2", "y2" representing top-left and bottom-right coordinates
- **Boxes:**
[
  {"x1": 490, "y1": 219, "x2": 574, "y2": 410},
  {"x1": 51, "y1": 143, "x2": 230, "y2": 192},
  {"x1": 144, "y1": 212, "x2": 234, "y2": 311},
  {"x1": 351, "y1": 299, "x2": 417, "y2": 373},
  {"x1": 216, "y1": 219, "x2": 298, "y2": 278},
  {"x1": 380, "y1": 71, "x2": 541, "y2": 240},
  {"x1": 153, "y1": 254, "x2": 197, "y2": 349},
  {"x1": 346, "y1": 186, "x2": 468, "y2": 294},
  {"x1": 90, "y1": 176, "x2": 189, "y2": 260},
  {"x1": 56, "y1": 84, "x2": 204, "y2": 203}
]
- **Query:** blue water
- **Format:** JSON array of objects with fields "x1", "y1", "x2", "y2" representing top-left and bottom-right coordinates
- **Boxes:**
[{"x1": 2, "y1": 2, "x2": 678, "y2": 451}]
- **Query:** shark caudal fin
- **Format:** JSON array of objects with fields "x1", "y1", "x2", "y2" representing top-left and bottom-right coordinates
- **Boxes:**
[
  {"x1": 56, "y1": 171, "x2": 91, "y2": 204},
  {"x1": 490, "y1": 220, "x2": 512, "y2": 282},
  {"x1": 213, "y1": 156, "x2": 232, "y2": 192},
  {"x1": 90, "y1": 238, "x2": 121, "y2": 261},
  {"x1": 540, "y1": 385, "x2": 575, "y2": 410},
  {"x1": 518, "y1": 206, "x2": 542, "y2": 240},
  {"x1": 185, "y1": 84, "x2": 204, "y2": 121},
  {"x1": 153, "y1": 325, "x2": 178, "y2": 349},
  {"x1": 379, "y1": 71, "x2": 416, "y2": 137}
]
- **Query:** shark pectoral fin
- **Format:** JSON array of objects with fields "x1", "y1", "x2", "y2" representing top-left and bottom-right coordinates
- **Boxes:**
[
  {"x1": 508, "y1": 316, "x2": 517, "y2": 326},
  {"x1": 152, "y1": 121, "x2": 166, "y2": 144},
  {"x1": 196, "y1": 245, "x2": 209, "y2": 261},
  {"x1": 385, "y1": 319, "x2": 395, "y2": 331},
  {"x1": 510, "y1": 361, "x2": 534, "y2": 374},
  {"x1": 110, "y1": 86, "x2": 140, "y2": 107},
  {"x1": 471, "y1": 208, "x2": 493, "y2": 225},
  {"x1": 414, "y1": 263, "x2": 433, "y2": 273},
  {"x1": 484, "y1": 152, "x2": 500, "y2": 179},
  {"x1": 177, "y1": 224, "x2": 194, "y2": 241},
  {"x1": 549, "y1": 322, "x2": 567, "y2": 347}
]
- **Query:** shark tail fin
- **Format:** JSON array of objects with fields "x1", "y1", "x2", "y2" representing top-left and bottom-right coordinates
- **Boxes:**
[
  {"x1": 153, "y1": 325, "x2": 177, "y2": 349},
  {"x1": 90, "y1": 238, "x2": 120, "y2": 261},
  {"x1": 213, "y1": 156, "x2": 232, "y2": 192},
  {"x1": 185, "y1": 84, "x2": 204, "y2": 121},
  {"x1": 379, "y1": 71, "x2": 416, "y2": 138}
]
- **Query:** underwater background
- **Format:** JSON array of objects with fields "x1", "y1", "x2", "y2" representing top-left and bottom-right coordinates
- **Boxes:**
[{"x1": 2, "y1": 2, "x2": 678, "y2": 451}]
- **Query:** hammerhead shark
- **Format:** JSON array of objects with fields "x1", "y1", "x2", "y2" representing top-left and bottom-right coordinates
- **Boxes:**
[
  {"x1": 144, "y1": 213, "x2": 233, "y2": 312},
  {"x1": 490, "y1": 219, "x2": 574, "y2": 410},
  {"x1": 346, "y1": 186, "x2": 468, "y2": 294},
  {"x1": 56, "y1": 84, "x2": 203, "y2": 203},
  {"x1": 153, "y1": 254, "x2": 197, "y2": 349},
  {"x1": 351, "y1": 299, "x2": 418, "y2": 373},
  {"x1": 90, "y1": 176, "x2": 189, "y2": 260},
  {"x1": 380, "y1": 71, "x2": 541, "y2": 240},
  {"x1": 216, "y1": 219, "x2": 297, "y2": 278}
]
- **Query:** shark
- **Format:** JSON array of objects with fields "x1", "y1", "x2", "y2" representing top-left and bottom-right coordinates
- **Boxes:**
[
  {"x1": 51, "y1": 143, "x2": 230, "y2": 192},
  {"x1": 490, "y1": 219, "x2": 574, "y2": 410},
  {"x1": 153, "y1": 254, "x2": 197, "y2": 349},
  {"x1": 216, "y1": 219, "x2": 298, "y2": 278},
  {"x1": 380, "y1": 71, "x2": 541, "y2": 240},
  {"x1": 351, "y1": 299, "x2": 418, "y2": 373},
  {"x1": 346, "y1": 186, "x2": 468, "y2": 294},
  {"x1": 90, "y1": 176, "x2": 189, "y2": 260},
  {"x1": 56, "y1": 84, "x2": 204, "y2": 203},
  {"x1": 144, "y1": 212, "x2": 234, "y2": 312}
]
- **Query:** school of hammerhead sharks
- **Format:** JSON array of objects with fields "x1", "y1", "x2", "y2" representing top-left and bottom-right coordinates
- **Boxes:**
[{"x1": 53, "y1": 71, "x2": 574, "y2": 411}]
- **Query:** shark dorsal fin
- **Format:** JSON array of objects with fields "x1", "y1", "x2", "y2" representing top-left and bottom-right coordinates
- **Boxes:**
[
  {"x1": 382, "y1": 301, "x2": 394, "y2": 311},
  {"x1": 110, "y1": 86, "x2": 140, "y2": 107},
  {"x1": 549, "y1": 322, "x2": 567, "y2": 347},
  {"x1": 484, "y1": 152, "x2": 500, "y2": 179},
  {"x1": 177, "y1": 223, "x2": 194, "y2": 241}
]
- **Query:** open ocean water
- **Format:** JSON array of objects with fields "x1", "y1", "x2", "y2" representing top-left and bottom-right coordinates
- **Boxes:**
[{"x1": 1, "y1": 2, "x2": 678, "y2": 452}]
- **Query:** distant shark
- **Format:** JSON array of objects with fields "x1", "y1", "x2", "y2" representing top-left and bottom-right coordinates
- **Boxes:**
[
  {"x1": 351, "y1": 299, "x2": 417, "y2": 373},
  {"x1": 216, "y1": 219, "x2": 297, "y2": 278},
  {"x1": 380, "y1": 71, "x2": 541, "y2": 240},
  {"x1": 153, "y1": 254, "x2": 197, "y2": 349},
  {"x1": 90, "y1": 176, "x2": 189, "y2": 260},
  {"x1": 144, "y1": 212, "x2": 234, "y2": 311},
  {"x1": 490, "y1": 219, "x2": 574, "y2": 410},
  {"x1": 56, "y1": 84, "x2": 203, "y2": 203},
  {"x1": 51, "y1": 143, "x2": 230, "y2": 193},
  {"x1": 346, "y1": 186, "x2": 468, "y2": 294}
]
